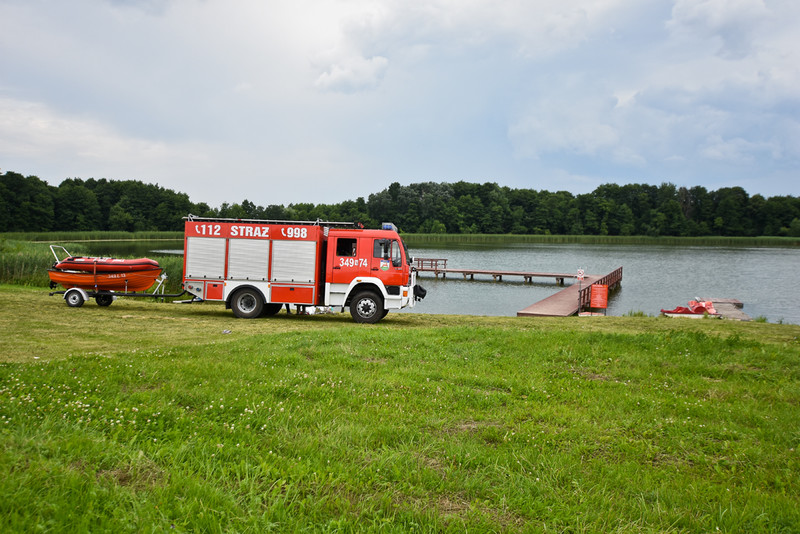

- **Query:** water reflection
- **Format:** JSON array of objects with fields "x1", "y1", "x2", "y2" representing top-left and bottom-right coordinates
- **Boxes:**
[{"x1": 79, "y1": 241, "x2": 184, "y2": 257}]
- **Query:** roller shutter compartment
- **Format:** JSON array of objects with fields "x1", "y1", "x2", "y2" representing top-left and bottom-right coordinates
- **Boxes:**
[
  {"x1": 185, "y1": 237, "x2": 226, "y2": 279},
  {"x1": 228, "y1": 239, "x2": 270, "y2": 280},
  {"x1": 271, "y1": 240, "x2": 317, "y2": 283}
]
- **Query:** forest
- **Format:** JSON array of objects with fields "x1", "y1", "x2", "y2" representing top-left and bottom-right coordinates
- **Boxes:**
[{"x1": 2, "y1": 170, "x2": 799, "y2": 237}]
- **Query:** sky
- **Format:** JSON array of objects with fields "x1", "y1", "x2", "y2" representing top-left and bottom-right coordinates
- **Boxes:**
[{"x1": 1, "y1": 0, "x2": 798, "y2": 207}]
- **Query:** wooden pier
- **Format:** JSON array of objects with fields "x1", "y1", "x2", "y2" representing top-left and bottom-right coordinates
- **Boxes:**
[
  {"x1": 683, "y1": 298, "x2": 750, "y2": 321},
  {"x1": 517, "y1": 267, "x2": 623, "y2": 317},
  {"x1": 704, "y1": 298, "x2": 750, "y2": 321},
  {"x1": 415, "y1": 258, "x2": 575, "y2": 285},
  {"x1": 415, "y1": 258, "x2": 623, "y2": 317}
]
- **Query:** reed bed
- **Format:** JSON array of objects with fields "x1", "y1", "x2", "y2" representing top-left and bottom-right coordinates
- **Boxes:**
[
  {"x1": 404, "y1": 233, "x2": 800, "y2": 247},
  {"x1": 0, "y1": 241, "x2": 65, "y2": 287},
  {"x1": 1, "y1": 231, "x2": 183, "y2": 242},
  {"x1": 0, "y1": 239, "x2": 185, "y2": 294}
]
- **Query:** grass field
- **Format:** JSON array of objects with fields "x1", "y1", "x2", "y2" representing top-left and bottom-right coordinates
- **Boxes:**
[{"x1": 1, "y1": 285, "x2": 799, "y2": 532}]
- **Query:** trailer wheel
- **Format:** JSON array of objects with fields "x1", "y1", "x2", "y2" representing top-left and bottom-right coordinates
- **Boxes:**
[
  {"x1": 261, "y1": 303, "x2": 283, "y2": 317},
  {"x1": 350, "y1": 291, "x2": 383, "y2": 324},
  {"x1": 96, "y1": 294, "x2": 114, "y2": 307},
  {"x1": 230, "y1": 288, "x2": 264, "y2": 319},
  {"x1": 65, "y1": 291, "x2": 85, "y2": 308}
]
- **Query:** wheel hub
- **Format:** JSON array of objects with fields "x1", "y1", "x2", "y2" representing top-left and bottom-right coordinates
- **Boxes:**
[
  {"x1": 239, "y1": 295, "x2": 257, "y2": 313},
  {"x1": 357, "y1": 298, "x2": 377, "y2": 317}
]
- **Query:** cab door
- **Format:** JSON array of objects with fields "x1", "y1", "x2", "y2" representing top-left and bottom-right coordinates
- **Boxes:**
[
  {"x1": 370, "y1": 238, "x2": 407, "y2": 286},
  {"x1": 329, "y1": 235, "x2": 369, "y2": 285}
]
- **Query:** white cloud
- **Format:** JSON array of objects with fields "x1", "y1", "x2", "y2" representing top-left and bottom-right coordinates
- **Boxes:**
[
  {"x1": 315, "y1": 55, "x2": 389, "y2": 93},
  {"x1": 0, "y1": 94, "x2": 382, "y2": 205},
  {"x1": 508, "y1": 85, "x2": 625, "y2": 160},
  {"x1": 668, "y1": 0, "x2": 770, "y2": 58},
  {"x1": 0, "y1": 95, "x2": 210, "y2": 180},
  {"x1": 1, "y1": 0, "x2": 799, "y2": 203},
  {"x1": 700, "y1": 134, "x2": 779, "y2": 163},
  {"x1": 327, "y1": 0, "x2": 639, "y2": 61},
  {"x1": 509, "y1": 112, "x2": 620, "y2": 160}
]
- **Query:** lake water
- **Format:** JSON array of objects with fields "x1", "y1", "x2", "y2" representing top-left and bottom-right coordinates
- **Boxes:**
[
  {"x1": 406, "y1": 243, "x2": 800, "y2": 324},
  {"x1": 82, "y1": 240, "x2": 800, "y2": 324}
]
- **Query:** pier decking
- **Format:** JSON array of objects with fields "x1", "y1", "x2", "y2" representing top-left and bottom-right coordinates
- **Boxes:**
[
  {"x1": 414, "y1": 258, "x2": 575, "y2": 285},
  {"x1": 517, "y1": 267, "x2": 623, "y2": 317},
  {"x1": 705, "y1": 298, "x2": 750, "y2": 321},
  {"x1": 515, "y1": 275, "x2": 600, "y2": 317}
]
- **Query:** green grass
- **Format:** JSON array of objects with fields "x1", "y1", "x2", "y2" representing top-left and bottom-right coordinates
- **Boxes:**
[{"x1": 1, "y1": 285, "x2": 799, "y2": 532}]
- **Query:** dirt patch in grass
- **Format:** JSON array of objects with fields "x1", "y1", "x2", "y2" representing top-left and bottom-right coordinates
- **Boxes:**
[
  {"x1": 443, "y1": 419, "x2": 504, "y2": 435},
  {"x1": 97, "y1": 461, "x2": 167, "y2": 490}
]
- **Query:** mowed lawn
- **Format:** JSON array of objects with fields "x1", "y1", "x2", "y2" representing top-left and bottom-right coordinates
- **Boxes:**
[{"x1": 1, "y1": 285, "x2": 799, "y2": 532}]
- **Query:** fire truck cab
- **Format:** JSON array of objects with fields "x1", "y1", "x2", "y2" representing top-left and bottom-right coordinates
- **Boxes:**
[{"x1": 182, "y1": 216, "x2": 425, "y2": 323}]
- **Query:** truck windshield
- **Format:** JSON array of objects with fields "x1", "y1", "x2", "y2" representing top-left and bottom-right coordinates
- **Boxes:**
[
  {"x1": 373, "y1": 237, "x2": 412, "y2": 266},
  {"x1": 374, "y1": 239, "x2": 403, "y2": 266},
  {"x1": 400, "y1": 239, "x2": 412, "y2": 265}
]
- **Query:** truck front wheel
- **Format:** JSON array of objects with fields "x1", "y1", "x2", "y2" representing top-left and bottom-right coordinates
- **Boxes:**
[
  {"x1": 230, "y1": 288, "x2": 264, "y2": 319},
  {"x1": 350, "y1": 291, "x2": 384, "y2": 324}
]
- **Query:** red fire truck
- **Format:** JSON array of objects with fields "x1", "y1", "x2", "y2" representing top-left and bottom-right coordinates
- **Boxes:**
[{"x1": 182, "y1": 215, "x2": 425, "y2": 323}]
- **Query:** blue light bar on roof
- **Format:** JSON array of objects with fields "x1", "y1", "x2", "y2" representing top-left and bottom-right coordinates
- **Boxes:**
[{"x1": 382, "y1": 222, "x2": 398, "y2": 232}]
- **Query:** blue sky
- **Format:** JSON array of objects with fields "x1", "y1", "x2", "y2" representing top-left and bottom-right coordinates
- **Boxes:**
[{"x1": 1, "y1": 0, "x2": 798, "y2": 206}]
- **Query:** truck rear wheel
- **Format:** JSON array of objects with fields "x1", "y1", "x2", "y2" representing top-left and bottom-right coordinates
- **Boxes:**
[
  {"x1": 350, "y1": 291, "x2": 383, "y2": 324},
  {"x1": 231, "y1": 288, "x2": 264, "y2": 319},
  {"x1": 261, "y1": 303, "x2": 283, "y2": 317}
]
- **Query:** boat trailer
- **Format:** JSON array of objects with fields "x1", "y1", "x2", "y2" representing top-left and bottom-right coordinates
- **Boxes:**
[
  {"x1": 47, "y1": 244, "x2": 188, "y2": 307},
  {"x1": 49, "y1": 274, "x2": 190, "y2": 308}
]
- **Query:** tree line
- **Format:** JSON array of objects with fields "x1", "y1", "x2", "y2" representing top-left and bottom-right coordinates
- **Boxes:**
[{"x1": 2, "y1": 170, "x2": 799, "y2": 237}]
